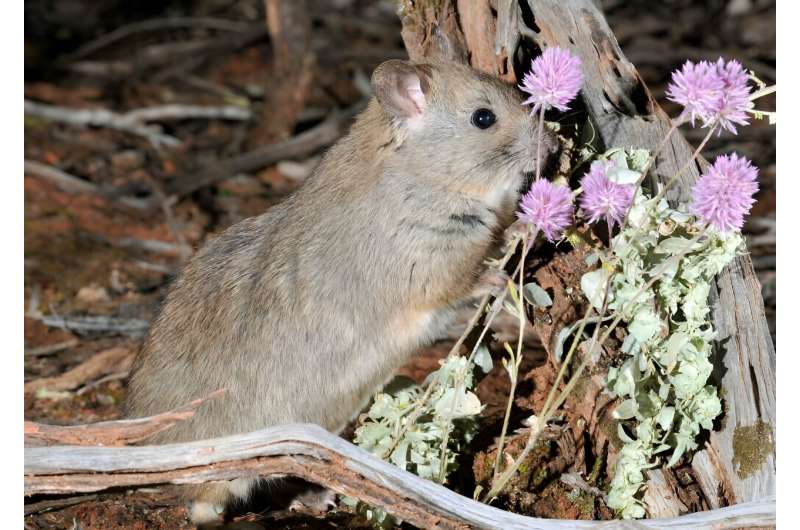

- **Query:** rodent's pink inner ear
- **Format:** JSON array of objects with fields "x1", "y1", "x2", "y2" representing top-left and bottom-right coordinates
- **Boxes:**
[
  {"x1": 389, "y1": 74, "x2": 426, "y2": 120},
  {"x1": 372, "y1": 60, "x2": 427, "y2": 121}
]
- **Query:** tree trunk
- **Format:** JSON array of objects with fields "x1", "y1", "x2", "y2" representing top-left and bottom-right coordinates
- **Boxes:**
[{"x1": 399, "y1": 0, "x2": 775, "y2": 517}]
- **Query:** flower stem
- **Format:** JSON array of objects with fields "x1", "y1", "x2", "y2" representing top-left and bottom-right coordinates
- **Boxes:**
[
  {"x1": 491, "y1": 234, "x2": 530, "y2": 480},
  {"x1": 482, "y1": 230, "x2": 707, "y2": 503},
  {"x1": 535, "y1": 106, "x2": 546, "y2": 181},
  {"x1": 749, "y1": 84, "x2": 776, "y2": 101},
  {"x1": 649, "y1": 125, "x2": 715, "y2": 207}
]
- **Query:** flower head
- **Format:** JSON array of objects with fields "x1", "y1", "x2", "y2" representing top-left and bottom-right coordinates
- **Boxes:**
[
  {"x1": 666, "y1": 58, "x2": 753, "y2": 134},
  {"x1": 691, "y1": 153, "x2": 758, "y2": 232},
  {"x1": 518, "y1": 179, "x2": 575, "y2": 241},
  {"x1": 666, "y1": 60, "x2": 723, "y2": 126},
  {"x1": 520, "y1": 47, "x2": 583, "y2": 113},
  {"x1": 707, "y1": 58, "x2": 752, "y2": 135},
  {"x1": 578, "y1": 160, "x2": 636, "y2": 228}
]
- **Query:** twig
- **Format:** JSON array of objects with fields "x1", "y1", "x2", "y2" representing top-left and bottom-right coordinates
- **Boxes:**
[
  {"x1": 560, "y1": 473, "x2": 608, "y2": 503},
  {"x1": 25, "y1": 100, "x2": 179, "y2": 148},
  {"x1": 24, "y1": 424, "x2": 776, "y2": 529},
  {"x1": 113, "y1": 238, "x2": 185, "y2": 256},
  {"x1": 37, "y1": 315, "x2": 150, "y2": 337},
  {"x1": 24, "y1": 389, "x2": 225, "y2": 447},
  {"x1": 24, "y1": 160, "x2": 151, "y2": 210},
  {"x1": 65, "y1": 27, "x2": 268, "y2": 81},
  {"x1": 76, "y1": 371, "x2": 131, "y2": 396},
  {"x1": 68, "y1": 17, "x2": 257, "y2": 60},
  {"x1": 169, "y1": 103, "x2": 364, "y2": 197},
  {"x1": 123, "y1": 104, "x2": 250, "y2": 123},
  {"x1": 24, "y1": 494, "x2": 99, "y2": 515},
  {"x1": 24, "y1": 346, "x2": 134, "y2": 395},
  {"x1": 25, "y1": 101, "x2": 251, "y2": 148},
  {"x1": 23, "y1": 160, "x2": 97, "y2": 195},
  {"x1": 25, "y1": 339, "x2": 79, "y2": 358}
]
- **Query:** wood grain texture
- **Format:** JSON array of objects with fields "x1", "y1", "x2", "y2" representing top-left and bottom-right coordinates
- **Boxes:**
[{"x1": 25, "y1": 423, "x2": 775, "y2": 529}]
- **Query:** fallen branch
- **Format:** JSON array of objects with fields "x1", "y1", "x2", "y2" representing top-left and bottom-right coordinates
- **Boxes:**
[
  {"x1": 169, "y1": 103, "x2": 364, "y2": 197},
  {"x1": 25, "y1": 100, "x2": 179, "y2": 147},
  {"x1": 24, "y1": 339, "x2": 79, "y2": 358},
  {"x1": 24, "y1": 160, "x2": 151, "y2": 210},
  {"x1": 37, "y1": 315, "x2": 150, "y2": 337},
  {"x1": 25, "y1": 424, "x2": 775, "y2": 529},
  {"x1": 24, "y1": 346, "x2": 133, "y2": 395},
  {"x1": 68, "y1": 17, "x2": 257, "y2": 60},
  {"x1": 24, "y1": 389, "x2": 225, "y2": 447},
  {"x1": 24, "y1": 494, "x2": 99, "y2": 516},
  {"x1": 25, "y1": 100, "x2": 251, "y2": 148}
]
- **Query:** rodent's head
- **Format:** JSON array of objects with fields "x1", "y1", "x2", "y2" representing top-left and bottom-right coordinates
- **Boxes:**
[{"x1": 370, "y1": 59, "x2": 556, "y2": 204}]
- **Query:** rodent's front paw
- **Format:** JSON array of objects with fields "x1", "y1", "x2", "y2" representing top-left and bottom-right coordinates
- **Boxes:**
[
  {"x1": 503, "y1": 219, "x2": 531, "y2": 245},
  {"x1": 474, "y1": 268, "x2": 511, "y2": 300}
]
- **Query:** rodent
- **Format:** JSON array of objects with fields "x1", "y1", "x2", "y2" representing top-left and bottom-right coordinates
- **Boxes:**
[{"x1": 126, "y1": 58, "x2": 555, "y2": 525}]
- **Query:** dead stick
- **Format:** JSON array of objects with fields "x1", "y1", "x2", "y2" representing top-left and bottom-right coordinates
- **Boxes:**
[
  {"x1": 25, "y1": 424, "x2": 775, "y2": 529},
  {"x1": 169, "y1": 103, "x2": 363, "y2": 197},
  {"x1": 24, "y1": 389, "x2": 226, "y2": 447},
  {"x1": 24, "y1": 346, "x2": 133, "y2": 395}
]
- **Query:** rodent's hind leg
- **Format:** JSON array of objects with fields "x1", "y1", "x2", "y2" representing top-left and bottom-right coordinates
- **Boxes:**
[
  {"x1": 288, "y1": 485, "x2": 337, "y2": 513},
  {"x1": 187, "y1": 478, "x2": 261, "y2": 527},
  {"x1": 187, "y1": 482, "x2": 229, "y2": 526}
]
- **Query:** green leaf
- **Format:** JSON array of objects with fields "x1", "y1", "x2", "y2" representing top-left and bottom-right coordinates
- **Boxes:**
[
  {"x1": 656, "y1": 407, "x2": 675, "y2": 431},
  {"x1": 628, "y1": 308, "x2": 661, "y2": 343},
  {"x1": 473, "y1": 344, "x2": 493, "y2": 374},
  {"x1": 523, "y1": 282, "x2": 553, "y2": 308},
  {"x1": 613, "y1": 399, "x2": 639, "y2": 420},
  {"x1": 607, "y1": 166, "x2": 641, "y2": 185},
  {"x1": 581, "y1": 268, "x2": 612, "y2": 309},
  {"x1": 434, "y1": 388, "x2": 482, "y2": 419}
]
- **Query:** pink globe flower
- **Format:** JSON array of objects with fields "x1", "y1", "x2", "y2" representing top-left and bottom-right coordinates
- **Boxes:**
[
  {"x1": 518, "y1": 179, "x2": 575, "y2": 241},
  {"x1": 520, "y1": 47, "x2": 583, "y2": 113},
  {"x1": 666, "y1": 58, "x2": 753, "y2": 134},
  {"x1": 578, "y1": 160, "x2": 635, "y2": 228},
  {"x1": 665, "y1": 60, "x2": 723, "y2": 127},
  {"x1": 691, "y1": 153, "x2": 758, "y2": 232},
  {"x1": 707, "y1": 58, "x2": 752, "y2": 135}
]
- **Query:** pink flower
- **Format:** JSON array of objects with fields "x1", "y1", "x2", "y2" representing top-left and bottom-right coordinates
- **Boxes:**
[
  {"x1": 518, "y1": 179, "x2": 575, "y2": 241},
  {"x1": 520, "y1": 47, "x2": 583, "y2": 113},
  {"x1": 578, "y1": 160, "x2": 635, "y2": 228},
  {"x1": 707, "y1": 58, "x2": 752, "y2": 135},
  {"x1": 666, "y1": 58, "x2": 753, "y2": 134},
  {"x1": 691, "y1": 153, "x2": 758, "y2": 232},
  {"x1": 666, "y1": 60, "x2": 723, "y2": 127}
]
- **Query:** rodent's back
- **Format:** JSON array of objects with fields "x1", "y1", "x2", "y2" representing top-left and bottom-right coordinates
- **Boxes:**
[{"x1": 126, "y1": 59, "x2": 553, "y2": 444}]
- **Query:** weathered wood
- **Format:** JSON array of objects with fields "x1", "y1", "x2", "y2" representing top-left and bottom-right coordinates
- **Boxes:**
[
  {"x1": 23, "y1": 346, "x2": 133, "y2": 395},
  {"x1": 399, "y1": 0, "x2": 775, "y2": 518},
  {"x1": 25, "y1": 423, "x2": 775, "y2": 529},
  {"x1": 24, "y1": 390, "x2": 225, "y2": 447}
]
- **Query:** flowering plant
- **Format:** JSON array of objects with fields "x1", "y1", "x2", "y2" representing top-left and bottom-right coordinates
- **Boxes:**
[{"x1": 350, "y1": 48, "x2": 773, "y2": 525}]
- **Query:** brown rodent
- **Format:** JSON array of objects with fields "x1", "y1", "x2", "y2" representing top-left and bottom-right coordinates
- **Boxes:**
[{"x1": 126, "y1": 58, "x2": 555, "y2": 525}]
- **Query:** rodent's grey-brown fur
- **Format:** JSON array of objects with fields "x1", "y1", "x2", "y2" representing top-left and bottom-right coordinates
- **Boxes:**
[{"x1": 126, "y1": 59, "x2": 554, "y2": 524}]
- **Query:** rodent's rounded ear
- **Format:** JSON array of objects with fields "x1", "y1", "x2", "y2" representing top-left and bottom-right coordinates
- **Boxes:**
[{"x1": 371, "y1": 60, "x2": 431, "y2": 121}]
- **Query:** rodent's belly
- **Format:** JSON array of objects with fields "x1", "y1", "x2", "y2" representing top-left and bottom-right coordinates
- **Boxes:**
[{"x1": 307, "y1": 307, "x2": 454, "y2": 431}]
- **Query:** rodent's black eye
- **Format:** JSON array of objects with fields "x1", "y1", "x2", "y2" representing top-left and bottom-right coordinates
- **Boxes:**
[{"x1": 471, "y1": 108, "x2": 496, "y2": 129}]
